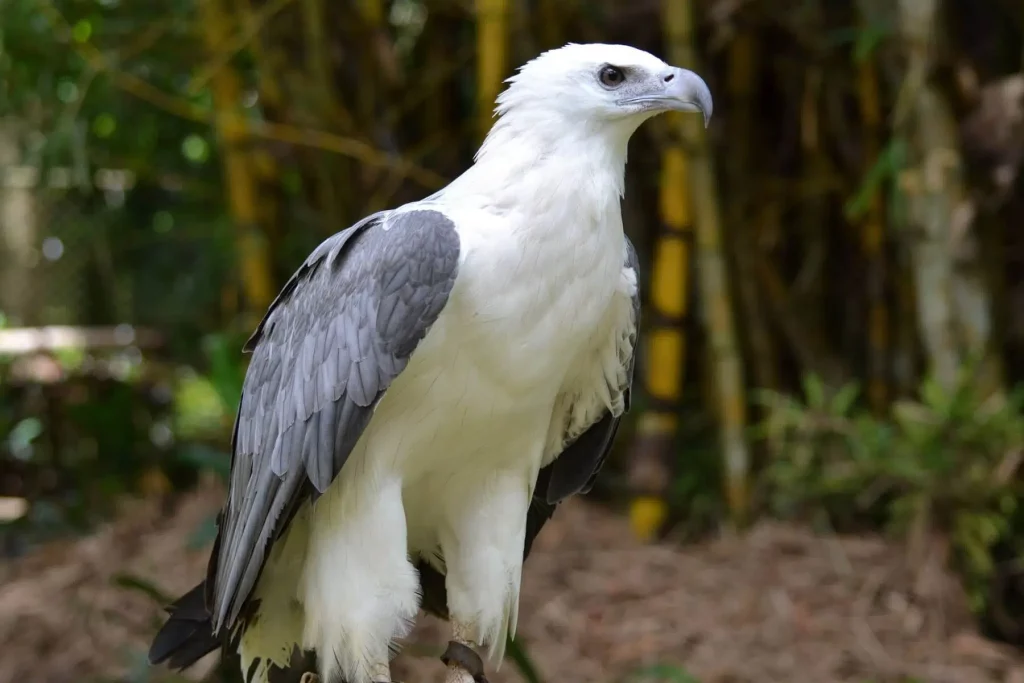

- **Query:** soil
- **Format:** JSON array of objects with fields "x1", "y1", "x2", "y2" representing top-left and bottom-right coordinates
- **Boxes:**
[{"x1": 2, "y1": 480, "x2": 1022, "y2": 683}]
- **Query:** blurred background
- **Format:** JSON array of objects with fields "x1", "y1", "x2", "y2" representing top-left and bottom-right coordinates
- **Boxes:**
[{"x1": 1, "y1": 0, "x2": 1024, "y2": 681}]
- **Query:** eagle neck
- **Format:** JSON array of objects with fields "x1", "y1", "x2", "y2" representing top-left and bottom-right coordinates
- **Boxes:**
[{"x1": 443, "y1": 111, "x2": 637, "y2": 227}]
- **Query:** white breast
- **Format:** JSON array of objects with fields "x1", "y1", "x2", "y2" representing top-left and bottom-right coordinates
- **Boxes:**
[{"x1": 427, "y1": 196, "x2": 625, "y2": 398}]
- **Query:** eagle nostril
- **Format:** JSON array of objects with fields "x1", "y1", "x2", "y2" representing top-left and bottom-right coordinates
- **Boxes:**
[{"x1": 663, "y1": 72, "x2": 675, "y2": 83}]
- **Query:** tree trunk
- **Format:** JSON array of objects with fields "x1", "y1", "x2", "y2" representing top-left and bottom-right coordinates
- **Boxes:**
[
  {"x1": 896, "y1": 0, "x2": 1000, "y2": 394},
  {"x1": 0, "y1": 120, "x2": 40, "y2": 326}
]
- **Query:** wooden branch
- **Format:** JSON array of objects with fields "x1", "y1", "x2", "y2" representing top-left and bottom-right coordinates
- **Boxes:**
[{"x1": 0, "y1": 325, "x2": 162, "y2": 354}]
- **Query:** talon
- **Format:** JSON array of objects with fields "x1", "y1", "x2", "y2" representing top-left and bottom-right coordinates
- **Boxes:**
[
  {"x1": 441, "y1": 640, "x2": 488, "y2": 683},
  {"x1": 300, "y1": 674, "x2": 320, "y2": 683}
]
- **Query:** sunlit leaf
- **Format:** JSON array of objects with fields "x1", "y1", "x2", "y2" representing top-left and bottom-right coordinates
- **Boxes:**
[
  {"x1": 92, "y1": 112, "x2": 117, "y2": 138},
  {"x1": 71, "y1": 19, "x2": 92, "y2": 44},
  {"x1": 182, "y1": 134, "x2": 209, "y2": 164},
  {"x1": 8, "y1": 417, "x2": 43, "y2": 456}
]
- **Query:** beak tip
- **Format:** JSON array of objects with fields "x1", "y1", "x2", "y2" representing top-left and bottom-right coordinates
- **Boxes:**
[{"x1": 675, "y1": 66, "x2": 713, "y2": 128}]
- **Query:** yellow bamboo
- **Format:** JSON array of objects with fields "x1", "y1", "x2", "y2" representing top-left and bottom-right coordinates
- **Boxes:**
[
  {"x1": 301, "y1": 0, "x2": 343, "y2": 228},
  {"x1": 475, "y1": 0, "x2": 509, "y2": 141},
  {"x1": 856, "y1": 48, "x2": 889, "y2": 412},
  {"x1": 666, "y1": 0, "x2": 751, "y2": 525},
  {"x1": 356, "y1": 0, "x2": 382, "y2": 25},
  {"x1": 626, "y1": 116, "x2": 692, "y2": 542},
  {"x1": 198, "y1": 0, "x2": 275, "y2": 320},
  {"x1": 538, "y1": 0, "x2": 561, "y2": 49},
  {"x1": 235, "y1": 0, "x2": 284, "y2": 274}
]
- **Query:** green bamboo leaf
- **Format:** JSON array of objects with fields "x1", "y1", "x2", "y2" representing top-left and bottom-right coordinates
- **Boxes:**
[
  {"x1": 505, "y1": 635, "x2": 544, "y2": 683},
  {"x1": 111, "y1": 573, "x2": 173, "y2": 607}
]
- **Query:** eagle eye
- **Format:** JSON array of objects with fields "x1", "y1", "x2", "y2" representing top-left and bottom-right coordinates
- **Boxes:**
[{"x1": 598, "y1": 65, "x2": 626, "y2": 88}]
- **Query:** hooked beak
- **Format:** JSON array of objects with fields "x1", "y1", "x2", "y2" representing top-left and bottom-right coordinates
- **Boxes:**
[{"x1": 620, "y1": 67, "x2": 713, "y2": 127}]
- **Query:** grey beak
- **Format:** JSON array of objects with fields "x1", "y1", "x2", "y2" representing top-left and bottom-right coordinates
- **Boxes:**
[{"x1": 663, "y1": 67, "x2": 713, "y2": 127}]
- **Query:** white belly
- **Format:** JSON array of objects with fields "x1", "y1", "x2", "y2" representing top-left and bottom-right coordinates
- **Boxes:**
[{"x1": 291, "y1": 209, "x2": 625, "y2": 683}]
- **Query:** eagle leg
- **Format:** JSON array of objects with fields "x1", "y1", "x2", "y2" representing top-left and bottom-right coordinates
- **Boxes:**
[{"x1": 441, "y1": 640, "x2": 489, "y2": 683}]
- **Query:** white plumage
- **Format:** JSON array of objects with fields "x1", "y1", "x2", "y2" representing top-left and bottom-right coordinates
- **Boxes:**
[{"x1": 150, "y1": 42, "x2": 712, "y2": 683}]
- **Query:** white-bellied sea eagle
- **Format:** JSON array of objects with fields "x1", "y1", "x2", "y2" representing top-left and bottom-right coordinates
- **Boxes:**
[{"x1": 149, "y1": 42, "x2": 712, "y2": 683}]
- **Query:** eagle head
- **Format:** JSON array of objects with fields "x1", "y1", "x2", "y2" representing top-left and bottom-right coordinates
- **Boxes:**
[{"x1": 495, "y1": 42, "x2": 713, "y2": 129}]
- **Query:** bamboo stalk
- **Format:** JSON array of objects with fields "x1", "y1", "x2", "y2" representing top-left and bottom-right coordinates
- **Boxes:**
[
  {"x1": 233, "y1": 0, "x2": 285, "y2": 302},
  {"x1": 354, "y1": 0, "x2": 381, "y2": 129},
  {"x1": 302, "y1": 0, "x2": 344, "y2": 229},
  {"x1": 197, "y1": 0, "x2": 276, "y2": 319},
  {"x1": 725, "y1": 30, "x2": 777, "y2": 394},
  {"x1": 475, "y1": 0, "x2": 509, "y2": 142},
  {"x1": 538, "y1": 0, "x2": 561, "y2": 49},
  {"x1": 856, "y1": 26, "x2": 889, "y2": 412},
  {"x1": 666, "y1": 0, "x2": 751, "y2": 525},
  {"x1": 423, "y1": 15, "x2": 456, "y2": 175},
  {"x1": 625, "y1": 114, "x2": 692, "y2": 542},
  {"x1": 755, "y1": 256, "x2": 850, "y2": 388}
]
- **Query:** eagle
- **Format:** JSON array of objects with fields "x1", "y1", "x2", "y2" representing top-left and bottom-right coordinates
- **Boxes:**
[{"x1": 149, "y1": 42, "x2": 712, "y2": 683}]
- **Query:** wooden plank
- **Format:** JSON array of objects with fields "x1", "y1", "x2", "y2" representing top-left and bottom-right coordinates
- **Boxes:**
[{"x1": 0, "y1": 325, "x2": 162, "y2": 354}]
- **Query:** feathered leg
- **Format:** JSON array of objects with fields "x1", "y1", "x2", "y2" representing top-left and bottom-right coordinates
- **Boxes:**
[
  {"x1": 437, "y1": 469, "x2": 531, "y2": 683},
  {"x1": 303, "y1": 476, "x2": 420, "y2": 683}
]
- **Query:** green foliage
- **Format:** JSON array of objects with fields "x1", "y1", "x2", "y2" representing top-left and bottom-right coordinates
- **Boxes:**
[
  {"x1": 173, "y1": 331, "x2": 248, "y2": 441},
  {"x1": 504, "y1": 635, "x2": 545, "y2": 683},
  {"x1": 755, "y1": 371, "x2": 1024, "y2": 612},
  {"x1": 625, "y1": 663, "x2": 701, "y2": 683},
  {"x1": 844, "y1": 137, "x2": 907, "y2": 221},
  {"x1": 0, "y1": 350, "x2": 181, "y2": 546}
]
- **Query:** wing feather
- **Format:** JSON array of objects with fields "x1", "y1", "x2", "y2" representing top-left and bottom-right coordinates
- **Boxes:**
[{"x1": 207, "y1": 209, "x2": 461, "y2": 634}]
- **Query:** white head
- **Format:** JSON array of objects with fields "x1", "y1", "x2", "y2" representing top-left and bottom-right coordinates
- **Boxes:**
[
  {"x1": 457, "y1": 43, "x2": 713, "y2": 202},
  {"x1": 495, "y1": 43, "x2": 712, "y2": 128}
]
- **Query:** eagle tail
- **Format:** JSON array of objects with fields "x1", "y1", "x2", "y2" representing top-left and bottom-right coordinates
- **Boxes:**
[{"x1": 149, "y1": 581, "x2": 222, "y2": 669}]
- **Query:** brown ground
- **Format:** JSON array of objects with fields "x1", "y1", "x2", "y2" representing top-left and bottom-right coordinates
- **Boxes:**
[{"x1": 2, "y1": 480, "x2": 1022, "y2": 683}]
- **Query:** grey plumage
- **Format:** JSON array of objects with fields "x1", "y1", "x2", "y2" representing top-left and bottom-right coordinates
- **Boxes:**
[{"x1": 211, "y1": 208, "x2": 461, "y2": 634}]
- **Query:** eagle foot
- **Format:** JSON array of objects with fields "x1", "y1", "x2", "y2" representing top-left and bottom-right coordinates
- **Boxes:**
[
  {"x1": 440, "y1": 640, "x2": 489, "y2": 683},
  {"x1": 299, "y1": 674, "x2": 319, "y2": 683}
]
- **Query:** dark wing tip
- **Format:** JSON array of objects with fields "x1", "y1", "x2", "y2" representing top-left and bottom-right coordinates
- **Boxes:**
[
  {"x1": 544, "y1": 412, "x2": 619, "y2": 504},
  {"x1": 148, "y1": 582, "x2": 220, "y2": 669}
]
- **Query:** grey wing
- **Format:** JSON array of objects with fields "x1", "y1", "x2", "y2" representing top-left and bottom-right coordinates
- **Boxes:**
[
  {"x1": 541, "y1": 235, "x2": 641, "y2": 505},
  {"x1": 206, "y1": 208, "x2": 461, "y2": 634}
]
